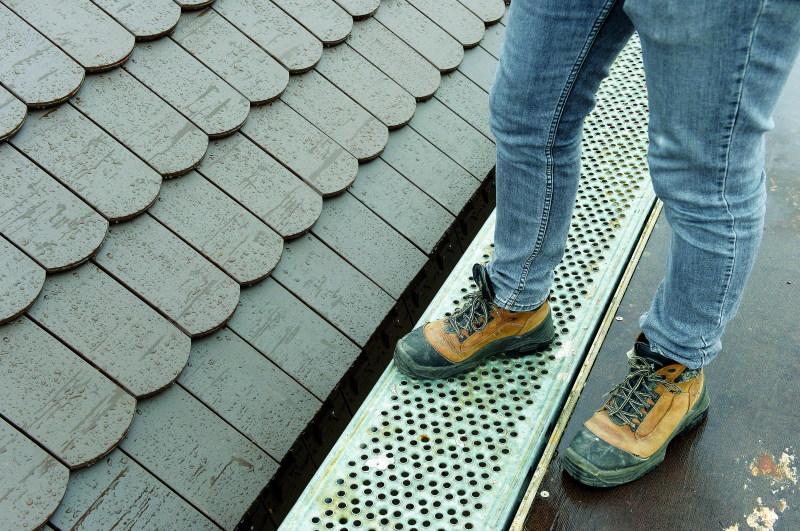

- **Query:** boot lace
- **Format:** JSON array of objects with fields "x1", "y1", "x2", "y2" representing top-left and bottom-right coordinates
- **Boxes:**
[
  {"x1": 443, "y1": 292, "x2": 494, "y2": 343},
  {"x1": 604, "y1": 354, "x2": 683, "y2": 431}
]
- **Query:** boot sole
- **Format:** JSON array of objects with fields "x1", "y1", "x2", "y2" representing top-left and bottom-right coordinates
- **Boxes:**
[
  {"x1": 563, "y1": 382, "x2": 710, "y2": 487},
  {"x1": 393, "y1": 311, "x2": 555, "y2": 380}
]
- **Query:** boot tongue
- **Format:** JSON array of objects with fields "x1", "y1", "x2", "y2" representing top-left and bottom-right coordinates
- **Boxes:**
[
  {"x1": 633, "y1": 339, "x2": 673, "y2": 371},
  {"x1": 472, "y1": 263, "x2": 495, "y2": 302}
]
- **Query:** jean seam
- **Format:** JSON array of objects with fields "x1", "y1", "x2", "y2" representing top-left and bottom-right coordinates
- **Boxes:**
[
  {"x1": 701, "y1": 0, "x2": 767, "y2": 360},
  {"x1": 505, "y1": 0, "x2": 621, "y2": 310}
]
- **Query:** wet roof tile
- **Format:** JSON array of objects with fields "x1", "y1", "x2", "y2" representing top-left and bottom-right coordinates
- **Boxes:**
[
  {"x1": 457, "y1": 43, "x2": 499, "y2": 93},
  {"x1": 374, "y1": 0, "x2": 464, "y2": 73},
  {"x1": 0, "y1": 4, "x2": 84, "y2": 107},
  {"x1": 73, "y1": 69, "x2": 207, "y2": 177},
  {"x1": 404, "y1": 0, "x2": 484, "y2": 48},
  {"x1": 9, "y1": 105, "x2": 162, "y2": 222},
  {"x1": 241, "y1": 100, "x2": 358, "y2": 196},
  {"x1": 312, "y1": 192, "x2": 428, "y2": 298},
  {"x1": 124, "y1": 39, "x2": 250, "y2": 138},
  {"x1": 93, "y1": 214, "x2": 240, "y2": 337},
  {"x1": 119, "y1": 384, "x2": 277, "y2": 531},
  {"x1": 51, "y1": 449, "x2": 219, "y2": 531},
  {"x1": 199, "y1": 133, "x2": 322, "y2": 239},
  {"x1": 333, "y1": 0, "x2": 379, "y2": 19},
  {"x1": 273, "y1": 233, "x2": 396, "y2": 346},
  {"x1": 27, "y1": 262, "x2": 191, "y2": 398},
  {"x1": 348, "y1": 17, "x2": 441, "y2": 100},
  {"x1": 3, "y1": 0, "x2": 135, "y2": 71},
  {"x1": 380, "y1": 126, "x2": 481, "y2": 216},
  {"x1": 228, "y1": 277, "x2": 361, "y2": 399},
  {"x1": 272, "y1": 0, "x2": 352, "y2": 45},
  {"x1": 179, "y1": 328, "x2": 322, "y2": 460},
  {"x1": 408, "y1": 96, "x2": 495, "y2": 179},
  {"x1": 349, "y1": 157, "x2": 455, "y2": 254},
  {"x1": 316, "y1": 44, "x2": 416, "y2": 129},
  {"x1": 0, "y1": 143, "x2": 108, "y2": 272},
  {"x1": 148, "y1": 170, "x2": 283, "y2": 285},
  {"x1": 456, "y1": 0, "x2": 505, "y2": 24},
  {"x1": 282, "y1": 70, "x2": 389, "y2": 161},
  {"x1": 0, "y1": 317, "x2": 136, "y2": 469},
  {"x1": 171, "y1": 8, "x2": 289, "y2": 104},
  {"x1": 0, "y1": 86, "x2": 26, "y2": 140},
  {"x1": 436, "y1": 69, "x2": 493, "y2": 140},
  {"x1": 0, "y1": 235, "x2": 44, "y2": 324},
  {"x1": 0, "y1": 418, "x2": 69, "y2": 531},
  {"x1": 212, "y1": 0, "x2": 322, "y2": 73},
  {"x1": 92, "y1": 0, "x2": 181, "y2": 40}
]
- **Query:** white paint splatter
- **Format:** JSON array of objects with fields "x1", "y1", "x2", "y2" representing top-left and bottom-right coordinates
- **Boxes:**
[
  {"x1": 779, "y1": 452, "x2": 797, "y2": 485},
  {"x1": 745, "y1": 506, "x2": 779, "y2": 531},
  {"x1": 365, "y1": 453, "x2": 394, "y2": 470}
]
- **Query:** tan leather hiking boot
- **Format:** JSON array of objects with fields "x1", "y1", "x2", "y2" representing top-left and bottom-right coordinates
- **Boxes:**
[
  {"x1": 564, "y1": 334, "x2": 709, "y2": 487},
  {"x1": 394, "y1": 263, "x2": 554, "y2": 379}
]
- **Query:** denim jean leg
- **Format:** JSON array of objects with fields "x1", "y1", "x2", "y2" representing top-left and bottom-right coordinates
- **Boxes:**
[
  {"x1": 487, "y1": 0, "x2": 635, "y2": 311},
  {"x1": 625, "y1": 0, "x2": 800, "y2": 368}
]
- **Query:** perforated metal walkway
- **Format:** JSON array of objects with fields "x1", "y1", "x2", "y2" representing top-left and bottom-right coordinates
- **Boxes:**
[{"x1": 279, "y1": 37, "x2": 654, "y2": 531}]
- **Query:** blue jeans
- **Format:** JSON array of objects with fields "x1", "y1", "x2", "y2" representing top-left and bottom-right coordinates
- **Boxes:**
[{"x1": 487, "y1": 0, "x2": 800, "y2": 368}]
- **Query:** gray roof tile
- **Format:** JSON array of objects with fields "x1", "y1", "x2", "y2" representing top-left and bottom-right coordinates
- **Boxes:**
[
  {"x1": 457, "y1": 42, "x2": 498, "y2": 93},
  {"x1": 124, "y1": 39, "x2": 250, "y2": 138},
  {"x1": 0, "y1": 418, "x2": 69, "y2": 531},
  {"x1": 349, "y1": 157, "x2": 455, "y2": 254},
  {"x1": 0, "y1": 143, "x2": 108, "y2": 272},
  {"x1": 241, "y1": 100, "x2": 358, "y2": 196},
  {"x1": 332, "y1": 0, "x2": 378, "y2": 19},
  {"x1": 348, "y1": 17, "x2": 440, "y2": 101},
  {"x1": 119, "y1": 384, "x2": 277, "y2": 531},
  {"x1": 0, "y1": 86, "x2": 26, "y2": 140},
  {"x1": 0, "y1": 316, "x2": 136, "y2": 469},
  {"x1": 3, "y1": 0, "x2": 135, "y2": 71},
  {"x1": 93, "y1": 214, "x2": 239, "y2": 337},
  {"x1": 51, "y1": 449, "x2": 219, "y2": 531},
  {"x1": 408, "y1": 96, "x2": 495, "y2": 179},
  {"x1": 212, "y1": 0, "x2": 322, "y2": 73},
  {"x1": 171, "y1": 7, "x2": 289, "y2": 104},
  {"x1": 312, "y1": 192, "x2": 428, "y2": 298},
  {"x1": 73, "y1": 69, "x2": 207, "y2": 177},
  {"x1": 27, "y1": 262, "x2": 191, "y2": 398},
  {"x1": 0, "y1": 4, "x2": 84, "y2": 107},
  {"x1": 374, "y1": 0, "x2": 464, "y2": 73},
  {"x1": 179, "y1": 328, "x2": 322, "y2": 460},
  {"x1": 273, "y1": 233, "x2": 395, "y2": 346},
  {"x1": 316, "y1": 44, "x2": 416, "y2": 129},
  {"x1": 272, "y1": 0, "x2": 352, "y2": 45},
  {"x1": 282, "y1": 69, "x2": 388, "y2": 161},
  {"x1": 456, "y1": 0, "x2": 505, "y2": 24},
  {"x1": 480, "y1": 18, "x2": 504, "y2": 59},
  {"x1": 92, "y1": 0, "x2": 181, "y2": 40},
  {"x1": 9, "y1": 105, "x2": 162, "y2": 221},
  {"x1": 0, "y1": 235, "x2": 44, "y2": 324},
  {"x1": 403, "y1": 0, "x2": 484, "y2": 48},
  {"x1": 148, "y1": 170, "x2": 283, "y2": 285},
  {"x1": 198, "y1": 133, "x2": 322, "y2": 239},
  {"x1": 436, "y1": 69, "x2": 493, "y2": 140},
  {"x1": 228, "y1": 277, "x2": 360, "y2": 399},
  {"x1": 380, "y1": 126, "x2": 480, "y2": 216}
]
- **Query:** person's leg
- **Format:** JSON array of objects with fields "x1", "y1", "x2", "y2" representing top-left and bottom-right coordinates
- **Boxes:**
[
  {"x1": 627, "y1": 0, "x2": 800, "y2": 369},
  {"x1": 393, "y1": 0, "x2": 635, "y2": 379},
  {"x1": 488, "y1": 0, "x2": 635, "y2": 311},
  {"x1": 565, "y1": 0, "x2": 800, "y2": 487}
]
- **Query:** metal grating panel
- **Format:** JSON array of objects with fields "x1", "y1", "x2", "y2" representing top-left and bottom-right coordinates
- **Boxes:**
[{"x1": 280, "y1": 36, "x2": 653, "y2": 531}]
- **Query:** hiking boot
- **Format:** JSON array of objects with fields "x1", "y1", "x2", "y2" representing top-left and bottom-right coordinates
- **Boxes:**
[
  {"x1": 563, "y1": 334, "x2": 709, "y2": 487},
  {"x1": 393, "y1": 263, "x2": 554, "y2": 379}
]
